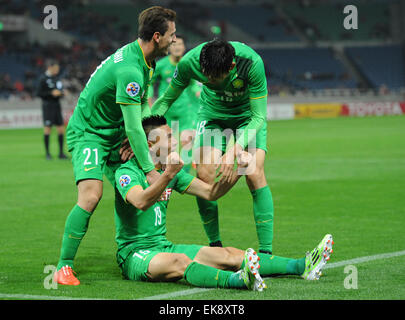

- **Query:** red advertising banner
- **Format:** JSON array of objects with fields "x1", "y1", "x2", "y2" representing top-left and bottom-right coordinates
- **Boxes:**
[{"x1": 341, "y1": 102, "x2": 405, "y2": 117}]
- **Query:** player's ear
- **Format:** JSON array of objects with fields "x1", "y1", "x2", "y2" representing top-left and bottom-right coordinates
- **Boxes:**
[
  {"x1": 152, "y1": 32, "x2": 161, "y2": 44},
  {"x1": 229, "y1": 61, "x2": 236, "y2": 71}
]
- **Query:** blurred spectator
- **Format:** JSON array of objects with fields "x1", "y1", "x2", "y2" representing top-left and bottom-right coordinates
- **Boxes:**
[{"x1": 378, "y1": 84, "x2": 389, "y2": 95}]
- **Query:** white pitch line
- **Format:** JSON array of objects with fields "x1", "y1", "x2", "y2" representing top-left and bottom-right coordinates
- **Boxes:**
[
  {"x1": 1, "y1": 249, "x2": 405, "y2": 301},
  {"x1": 324, "y1": 249, "x2": 405, "y2": 269},
  {"x1": 139, "y1": 249, "x2": 405, "y2": 300},
  {"x1": 0, "y1": 293, "x2": 107, "y2": 300}
]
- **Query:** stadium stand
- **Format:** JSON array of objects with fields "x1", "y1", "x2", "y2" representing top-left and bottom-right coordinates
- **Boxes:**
[
  {"x1": 258, "y1": 47, "x2": 357, "y2": 92},
  {"x1": 0, "y1": 0, "x2": 404, "y2": 100},
  {"x1": 282, "y1": 1, "x2": 391, "y2": 42},
  {"x1": 345, "y1": 45, "x2": 405, "y2": 89},
  {"x1": 207, "y1": 4, "x2": 300, "y2": 42}
]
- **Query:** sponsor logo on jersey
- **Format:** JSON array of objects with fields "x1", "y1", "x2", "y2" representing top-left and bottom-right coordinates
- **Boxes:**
[
  {"x1": 158, "y1": 188, "x2": 172, "y2": 201},
  {"x1": 119, "y1": 175, "x2": 131, "y2": 187},
  {"x1": 126, "y1": 82, "x2": 140, "y2": 97},
  {"x1": 231, "y1": 78, "x2": 244, "y2": 89}
]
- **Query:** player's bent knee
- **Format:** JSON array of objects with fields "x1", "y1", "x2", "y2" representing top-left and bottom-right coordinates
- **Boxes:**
[
  {"x1": 245, "y1": 167, "x2": 266, "y2": 186},
  {"x1": 78, "y1": 194, "x2": 102, "y2": 213},
  {"x1": 148, "y1": 253, "x2": 192, "y2": 282},
  {"x1": 173, "y1": 254, "x2": 192, "y2": 276},
  {"x1": 77, "y1": 181, "x2": 103, "y2": 212},
  {"x1": 223, "y1": 247, "x2": 244, "y2": 271}
]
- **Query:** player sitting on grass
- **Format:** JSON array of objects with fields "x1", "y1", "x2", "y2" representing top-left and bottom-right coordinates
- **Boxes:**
[{"x1": 104, "y1": 116, "x2": 334, "y2": 290}]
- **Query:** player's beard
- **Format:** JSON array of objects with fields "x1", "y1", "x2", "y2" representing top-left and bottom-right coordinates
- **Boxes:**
[{"x1": 154, "y1": 41, "x2": 171, "y2": 58}]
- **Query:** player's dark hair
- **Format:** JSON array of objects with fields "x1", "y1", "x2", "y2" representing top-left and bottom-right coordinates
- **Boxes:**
[
  {"x1": 138, "y1": 6, "x2": 176, "y2": 41},
  {"x1": 45, "y1": 59, "x2": 58, "y2": 69},
  {"x1": 200, "y1": 39, "x2": 235, "y2": 79},
  {"x1": 142, "y1": 115, "x2": 167, "y2": 136}
]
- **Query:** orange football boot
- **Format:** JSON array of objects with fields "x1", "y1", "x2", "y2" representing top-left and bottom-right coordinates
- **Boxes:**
[{"x1": 54, "y1": 265, "x2": 80, "y2": 286}]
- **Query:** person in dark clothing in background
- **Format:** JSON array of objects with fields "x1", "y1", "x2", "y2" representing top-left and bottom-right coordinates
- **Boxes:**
[{"x1": 36, "y1": 59, "x2": 68, "y2": 160}]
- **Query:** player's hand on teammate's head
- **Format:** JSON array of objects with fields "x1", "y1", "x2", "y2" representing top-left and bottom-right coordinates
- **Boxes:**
[
  {"x1": 119, "y1": 138, "x2": 134, "y2": 162},
  {"x1": 165, "y1": 152, "x2": 184, "y2": 178}
]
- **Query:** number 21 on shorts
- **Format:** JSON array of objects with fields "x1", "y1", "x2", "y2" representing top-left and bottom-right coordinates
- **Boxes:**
[{"x1": 83, "y1": 147, "x2": 99, "y2": 166}]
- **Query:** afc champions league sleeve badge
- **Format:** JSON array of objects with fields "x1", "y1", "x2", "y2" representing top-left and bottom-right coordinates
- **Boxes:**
[
  {"x1": 126, "y1": 82, "x2": 140, "y2": 97},
  {"x1": 119, "y1": 175, "x2": 131, "y2": 188}
]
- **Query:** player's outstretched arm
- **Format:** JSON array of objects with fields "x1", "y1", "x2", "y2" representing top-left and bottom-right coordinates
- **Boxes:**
[
  {"x1": 185, "y1": 169, "x2": 241, "y2": 201},
  {"x1": 151, "y1": 84, "x2": 184, "y2": 116},
  {"x1": 126, "y1": 152, "x2": 183, "y2": 210}
]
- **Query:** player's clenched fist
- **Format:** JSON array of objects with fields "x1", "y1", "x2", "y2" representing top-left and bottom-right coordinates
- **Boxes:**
[{"x1": 165, "y1": 152, "x2": 184, "y2": 178}]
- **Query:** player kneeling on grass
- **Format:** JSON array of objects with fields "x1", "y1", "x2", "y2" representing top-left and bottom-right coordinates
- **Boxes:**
[{"x1": 108, "y1": 116, "x2": 334, "y2": 290}]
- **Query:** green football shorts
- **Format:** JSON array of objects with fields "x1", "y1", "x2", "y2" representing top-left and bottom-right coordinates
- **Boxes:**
[
  {"x1": 195, "y1": 116, "x2": 268, "y2": 153},
  {"x1": 69, "y1": 140, "x2": 123, "y2": 184},
  {"x1": 67, "y1": 122, "x2": 125, "y2": 183},
  {"x1": 120, "y1": 241, "x2": 203, "y2": 281}
]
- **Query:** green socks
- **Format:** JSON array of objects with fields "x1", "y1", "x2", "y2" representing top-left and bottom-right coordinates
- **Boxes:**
[
  {"x1": 183, "y1": 255, "x2": 305, "y2": 289},
  {"x1": 257, "y1": 253, "x2": 305, "y2": 276},
  {"x1": 184, "y1": 262, "x2": 245, "y2": 289},
  {"x1": 197, "y1": 186, "x2": 274, "y2": 251},
  {"x1": 251, "y1": 186, "x2": 274, "y2": 253},
  {"x1": 196, "y1": 179, "x2": 275, "y2": 253},
  {"x1": 196, "y1": 197, "x2": 221, "y2": 244},
  {"x1": 56, "y1": 204, "x2": 92, "y2": 270}
]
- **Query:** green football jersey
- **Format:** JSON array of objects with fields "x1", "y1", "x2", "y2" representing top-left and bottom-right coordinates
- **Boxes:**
[
  {"x1": 67, "y1": 40, "x2": 155, "y2": 148},
  {"x1": 113, "y1": 159, "x2": 195, "y2": 263},
  {"x1": 149, "y1": 55, "x2": 201, "y2": 127},
  {"x1": 170, "y1": 41, "x2": 268, "y2": 119}
]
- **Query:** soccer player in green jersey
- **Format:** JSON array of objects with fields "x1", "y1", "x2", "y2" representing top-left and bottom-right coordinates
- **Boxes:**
[
  {"x1": 108, "y1": 116, "x2": 334, "y2": 289},
  {"x1": 54, "y1": 6, "x2": 178, "y2": 286},
  {"x1": 151, "y1": 39, "x2": 275, "y2": 253},
  {"x1": 148, "y1": 35, "x2": 201, "y2": 172}
]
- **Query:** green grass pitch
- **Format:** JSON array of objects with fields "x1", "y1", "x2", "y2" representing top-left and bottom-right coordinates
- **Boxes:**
[{"x1": 1, "y1": 116, "x2": 405, "y2": 300}]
